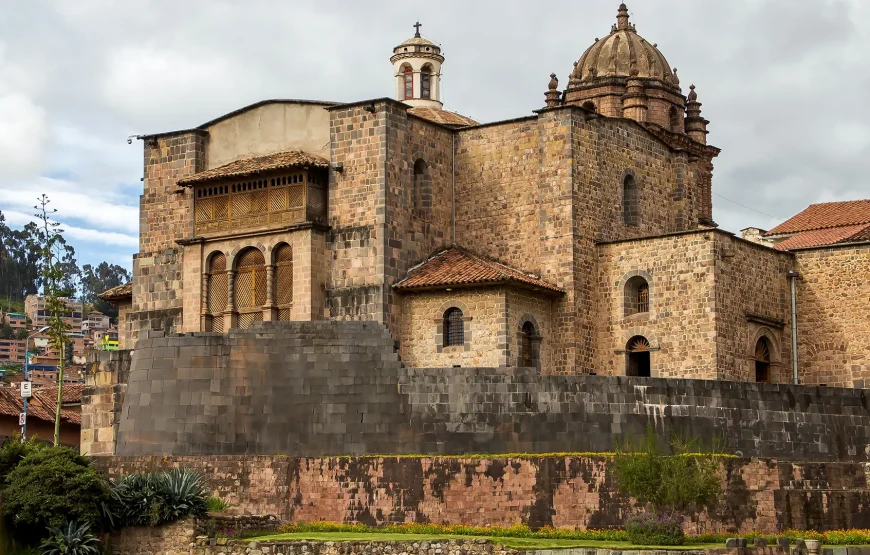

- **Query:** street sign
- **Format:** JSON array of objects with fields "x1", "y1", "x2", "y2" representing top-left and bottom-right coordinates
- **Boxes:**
[
  {"x1": 20, "y1": 381, "x2": 32, "y2": 398},
  {"x1": 18, "y1": 413, "x2": 25, "y2": 426}
]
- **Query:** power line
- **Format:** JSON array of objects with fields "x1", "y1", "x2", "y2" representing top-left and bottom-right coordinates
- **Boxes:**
[{"x1": 713, "y1": 192, "x2": 786, "y2": 222}]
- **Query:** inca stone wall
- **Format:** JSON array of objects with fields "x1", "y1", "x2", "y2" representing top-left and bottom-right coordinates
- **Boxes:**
[
  {"x1": 97, "y1": 455, "x2": 870, "y2": 534},
  {"x1": 795, "y1": 244, "x2": 870, "y2": 389},
  {"x1": 100, "y1": 321, "x2": 870, "y2": 460},
  {"x1": 81, "y1": 349, "x2": 131, "y2": 456}
]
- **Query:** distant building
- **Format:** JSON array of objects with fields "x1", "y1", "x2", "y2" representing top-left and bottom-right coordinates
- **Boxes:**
[
  {"x1": 82, "y1": 311, "x2": 110, "y2": 335},
  {"x1": 0, "y1": 339, "x2": 25, "y2": 364},
  {"x1": 1, "y1": 312, "x2": 27, "y2": 333},
  {"x1": 24, "y1": 295, "x2": 83, "y2": 334}
]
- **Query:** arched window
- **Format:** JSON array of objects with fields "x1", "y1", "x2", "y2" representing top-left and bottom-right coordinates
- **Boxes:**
[
  {"x1": 205, "y1": 252, "x2": 227, "y2": 332},
  {"x1": 669, "y1": 106, "x2": 682, "y2": 132},
  {"x1": 519, "y1": 320, "x2": 540, "y2": 369},
  {"x1": 624, "y1": 275, "x2": 650, "y2": 316},
  {"x1": 443, "y1": 307, "x2": 464, "y2": 347},
  {"x1": 623, "y1": 174, "x2": 639, "y2": 226},
  {"x1": 626, "y1": 336, "x2": 651, "y2": 377},
  {"x1": 420, "y1": 65, "x2": 432, "y2": 99},
  {"x1": 274, "y1": 243, "x2": 293, "y2": 321},
  {"x1": 412, "y1": 158, "x2": 430, "y2": 212},
  {"x1": 755, "y1": 337, "x2": 771, "y2": 383},
  {"x1": 403, "y1": 66, "x2": 414, "y2": 100},
  {"x1": 234, "y1": 247, "x2": 266, "y2": 329},
  {"x1": 582, "y1": 101, "x2": 597, "y2": 113}
]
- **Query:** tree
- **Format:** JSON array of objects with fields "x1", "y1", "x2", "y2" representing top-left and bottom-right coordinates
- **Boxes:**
[
  {"x1": 81, "y1": 262, "x2": 131, "y2": 320},
  {"x1": 0, "y1": 320, "x2": 13, "y2": 340},
  {"x1": 33, "y1": 195, "x2": 74, "y2": 447}
]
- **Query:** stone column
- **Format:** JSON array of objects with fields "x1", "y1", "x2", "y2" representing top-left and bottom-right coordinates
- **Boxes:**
[
  {"x1": 200, "y1": 272, "x2": 209, "y2": 331},
  {"x1": 224, "y1": 270, "x2": 236, "y2": 330},
  {"x1": 621, "y1": 68, "x2": 649, "y2": 122},
  {"x1": 263, "y1": 264, "x2": 278, "y2": 321}
]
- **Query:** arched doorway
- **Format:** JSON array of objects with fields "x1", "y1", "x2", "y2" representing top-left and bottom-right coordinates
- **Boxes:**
[
  {"x1": 234, "y1": 247, "x2": 266, "y2": 329},
  {"x1": 755, "y1": 337, "x2": 772, "y2": 383},
  {"x1": 626, "y1": 336, "x2": 651, "y2": 377}
]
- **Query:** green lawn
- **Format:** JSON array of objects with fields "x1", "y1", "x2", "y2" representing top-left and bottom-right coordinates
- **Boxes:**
[{"x1": 248, "y1": 532, "x2": 722, "y2": 551}]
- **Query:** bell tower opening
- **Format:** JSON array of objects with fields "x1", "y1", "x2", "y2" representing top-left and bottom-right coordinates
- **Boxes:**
[{"x1": 391, "y1": 21, "x2": 445, "y2": 109}]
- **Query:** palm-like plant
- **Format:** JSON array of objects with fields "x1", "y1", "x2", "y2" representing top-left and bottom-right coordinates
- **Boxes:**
[{"x1": 39, "y1": 521, "x2": 101, "y2": 555}]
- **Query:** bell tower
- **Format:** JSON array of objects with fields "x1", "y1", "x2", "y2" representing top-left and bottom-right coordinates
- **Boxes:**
[{"x1": 391, "y1": 22, "x2": 445, "y2": 109}]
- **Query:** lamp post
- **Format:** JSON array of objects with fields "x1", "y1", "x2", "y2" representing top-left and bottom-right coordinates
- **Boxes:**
[{"x1": 21, "y1": 326, "x2": 50, "y2": 439}]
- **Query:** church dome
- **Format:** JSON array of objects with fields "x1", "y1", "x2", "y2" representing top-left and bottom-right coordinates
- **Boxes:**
[{"x1": 568, "y1": 4, "x2": 679, "y2": 90}]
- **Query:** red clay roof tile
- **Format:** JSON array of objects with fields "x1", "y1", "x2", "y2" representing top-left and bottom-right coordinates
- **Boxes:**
[
  {"x1": 765, "y1": 200, "x2": 870, "y2": 236},
  {"x1": 394, "y1": 247, "x2": 563, "y2": 295},
  {"x1": 407, "y1": 108, "x2": 478, "y2": 128},
  {"x1": 774, "y1": 223, "x2": 870, "y2": 250},
  {"x1": 178, "y1": 150, "x2": 329, "y2": 186}
]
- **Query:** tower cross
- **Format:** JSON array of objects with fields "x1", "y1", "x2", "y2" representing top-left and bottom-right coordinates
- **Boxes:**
[{"x1": 413, "y1": 21, "x2": 422, "y2": 37}]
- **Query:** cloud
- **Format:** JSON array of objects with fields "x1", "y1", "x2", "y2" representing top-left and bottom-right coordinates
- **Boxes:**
[
  {"x1": 0, "y1": 177, "x2": 138, "y2": 234},
  {"x1": 1, "y1": 0, "x2": 870, "y2": 269}
]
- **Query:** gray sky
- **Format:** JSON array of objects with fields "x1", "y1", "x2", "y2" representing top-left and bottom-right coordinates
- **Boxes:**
[{"x1": 0, "y1": 0, "x2": 868, "y2": 269}]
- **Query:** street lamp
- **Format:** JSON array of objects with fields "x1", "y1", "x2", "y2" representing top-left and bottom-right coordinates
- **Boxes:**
[{"x1": 21, "y1": 326, "x2": 50, "y2": 439}]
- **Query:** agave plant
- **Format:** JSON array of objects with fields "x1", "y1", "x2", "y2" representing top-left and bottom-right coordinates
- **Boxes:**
[
  {"x1": 39, "y1": 521, "x2": 101, "y2": 555},
  {"x1": 159, "y1": 468, "x2": 208, "y2": 523}
]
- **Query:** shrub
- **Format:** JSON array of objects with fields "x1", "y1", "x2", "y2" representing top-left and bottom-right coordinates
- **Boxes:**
[
  {"x1": 108, "y1": 468, "x2": 208, "y2": 527},
  {"x1": 613, "y1": 428, "x2": 722, "y2": 520},
  {"x1": 624, "y1": 512, "x2": 685, "y2": 546},
  {"x1": 39, "y1": 521, "x2": 101, "y2": 555},
  {"x1": 1, "y1": 447, "x2": 109, "y2": 537},
  {"x1": 0, "y1": 435, "x2": 44, "y2": 484},
  {"x1": 206, "y1": 497, "x2": 229, "y2": 513}
]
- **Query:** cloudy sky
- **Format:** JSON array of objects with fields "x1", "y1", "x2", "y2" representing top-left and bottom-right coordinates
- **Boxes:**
[{"x1": 0, "y1": 0, "x2": 868, "y2": 270}]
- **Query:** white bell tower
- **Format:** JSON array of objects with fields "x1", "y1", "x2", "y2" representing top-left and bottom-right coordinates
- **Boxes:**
[{"x1": 390, "y1": 22, "x2": 444, "y2": 109}]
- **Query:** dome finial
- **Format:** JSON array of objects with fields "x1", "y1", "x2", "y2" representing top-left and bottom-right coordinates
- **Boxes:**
[
  {"x1": 413, "y1": 21, "x2": 422, "y2": 38},
  {"x1": 688, "y1": 84, "x2": 697, "y2": 101},
  {"x1": 617, "y1": 3, "x2": 630, "y2": 31}
]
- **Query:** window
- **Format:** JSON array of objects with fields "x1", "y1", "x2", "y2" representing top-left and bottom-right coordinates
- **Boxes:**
[
  {"x1": 626, "y1": 336, "x2": 651, "y2": 377},
  {"x1": 421, "y1": 65, "x2": 432, "y2": 99},
  {"x1": 234, "y1": 248, "x2": 266, "y2": 329},
  {"x1": 205, "y1": 252, "x2": 227, "y2": 332},
  {"x1": 582, "y1": 101, "x2": 597, "y2": 113},
  {"x1": 624, "y1": 275, "x2": 650, "y2": 316},
  {"x1": 274, "y1": 243, "x2": 293, "y2": 321},
  {"x1": 623, "y1": 174, "x2": 639, "y2": 226},
  {"x1": 755, "y1": 337, "x2": 771, "y2": 383},
  {"x1": 443, "y1": 308, "x2": 464, "y2": 347},
  {"x1": 403, "y1": 66, "x2": 414, "y2": 100},
  {"x1": 412, "y1": 158, "x2": 430, "y2": 212},
  {"x1": 519, "y1": 320, "x2": 540, "y2": 369},
  {"x1": 669, "y1": 106, "x2": 682, "y2": 132}
]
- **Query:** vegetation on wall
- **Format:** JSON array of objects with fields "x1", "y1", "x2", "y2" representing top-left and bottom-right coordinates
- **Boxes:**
[{"x1": 612, "y1": 428, "x2": 723, "y2": 545}]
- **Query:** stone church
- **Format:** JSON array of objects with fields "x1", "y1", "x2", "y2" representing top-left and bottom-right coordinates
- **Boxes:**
[{"x1": 104, "y1": 4, "x2": 869, "y2": 389}]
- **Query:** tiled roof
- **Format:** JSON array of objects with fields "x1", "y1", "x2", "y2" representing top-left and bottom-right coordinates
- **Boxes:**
[
  {"x1": 0, "y1": 385, "x2": 81, "y2": 425},
  {"x1": 765, "y1": 200, "x2": 870, "y2": 235},
  {"x1": 394, "y1": 247, "x2": 564, "y2": 295},
  {"x1": 33, "y1": 386, "x2": 82, "y2": 425},
  {"x1": 774, "y1": 224, "x2": 870, "y2": 251},
  {"x1": 178, "y1": 150, "x2": 329, "y2": 186},
  {"x1": 99, "y1": 282, "x2": 132, "y2": 302},
  {"x1": 408, "y1": 108, "x2": 478, "y2": 128}
]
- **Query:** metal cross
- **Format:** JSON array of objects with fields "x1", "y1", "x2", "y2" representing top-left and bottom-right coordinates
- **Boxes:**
[{"x1": 413, "y1": 21, "x2": 422, "y2": 37}]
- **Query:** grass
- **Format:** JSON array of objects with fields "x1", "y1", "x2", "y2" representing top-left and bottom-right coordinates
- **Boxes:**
[
  {"x1": 0, "y1": 298, "x2": 25, "y2": 315},
  {"x1": 247, "y1": 532, "x2": 722, "y2": 550}
]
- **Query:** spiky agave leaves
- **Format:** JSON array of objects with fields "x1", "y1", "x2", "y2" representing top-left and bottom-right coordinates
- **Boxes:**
[{"x1": 40, "y1": 521, "x2": 101, "y2": 555}]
